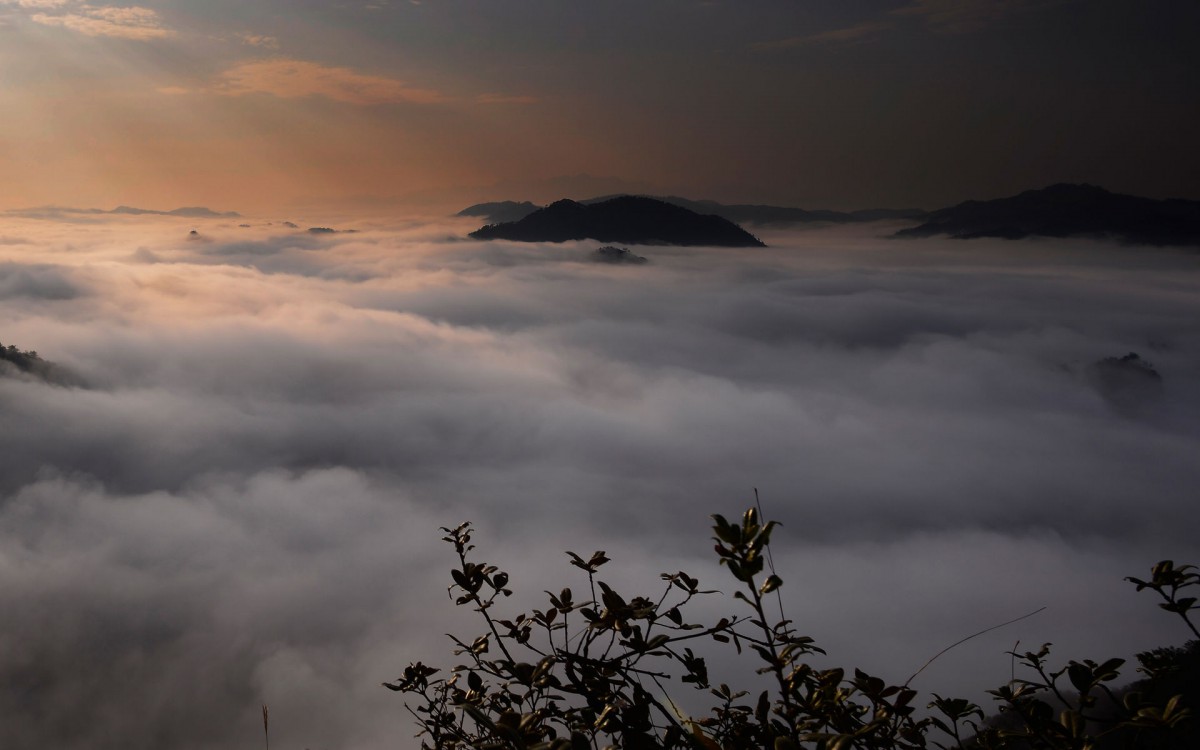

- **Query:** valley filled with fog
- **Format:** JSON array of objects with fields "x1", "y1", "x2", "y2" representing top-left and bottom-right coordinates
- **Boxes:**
[{"x1": 2, "y1": 215, "x2": 1198, "y2": 750}]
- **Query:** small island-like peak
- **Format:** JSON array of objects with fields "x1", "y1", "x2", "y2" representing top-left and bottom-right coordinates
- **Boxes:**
[{"x1": 469, "y1": 195, "x2": 765, "y2": 247}]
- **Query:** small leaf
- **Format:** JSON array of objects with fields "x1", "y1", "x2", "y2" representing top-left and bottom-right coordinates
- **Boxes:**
[
  {"x1": 760, "y1": 575, "x2": 784, "y2": 595},
  {"x1": 689, "y1": 723, "x2": 722, "y2": 750},
  {"x1": 1096, "y1": 658, "x2": 1125, "y2": 681},
  {"x1": 1060, "y1": 709, "x2": 1084, "y2": 737},
  {"x1": 1067, "y1": 663, "x2": 1093, "y2": 693}
]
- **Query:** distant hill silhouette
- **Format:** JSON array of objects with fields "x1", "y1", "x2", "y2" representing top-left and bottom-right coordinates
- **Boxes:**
[
  {"x1": 591, "y1": 245, "x2": 648, "y2": 264},
  {"x1": 458, "y1": 201, "x2": 541, "y2": 224},
  {"x1": 469, "y1": 196, "x2": 765, "y2": 247},
  {"x1": 459, "y1": 196, "x2": 925, "y2": 226},
  {"x1": 5, "y1": 205, "x2": 241, "y2": 220},
  {"x1": 112, "y1": 206, "x2": 241, "y2": 218},
  {"x1": 895, "y1": 184, "x2": 1200, "y2": 246},
  {"x1": 583, "y1": 195, "x2": 927, "y2": 225},
  {"x1": 461, "y1": 185, "x2": 1200, "y2": 246}
]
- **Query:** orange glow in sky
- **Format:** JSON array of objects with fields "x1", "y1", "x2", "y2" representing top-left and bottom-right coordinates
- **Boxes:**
[{"x1": 1, "y1": 2, "x2": 1197, "y2": 214}]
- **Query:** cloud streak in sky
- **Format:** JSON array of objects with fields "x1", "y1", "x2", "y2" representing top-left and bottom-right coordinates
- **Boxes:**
[
  {"x1": 476, "y1": 92, "x2": 538, "y2": 105},
  {"x1": 237, "y1": 32, "x2": 279, "y2": 49},
  {"x1": 757, "y1": 0, "x2": 1073, "y2": 49},
  {"x1": 752, "y1": 21, "x2": 889, "y2": 50},
  {"x1": 892, "y1": 0, "x2": 1073, "y2": 33},
  {"x1": 27, "y1": 3, "x2": 174, "y2": 39},
  {"x1": 214, "y1": 58, "x2": 447, "y2": 105},
  {"x1": 1, "y1": 0, "x2": 69, "y2": 8}
]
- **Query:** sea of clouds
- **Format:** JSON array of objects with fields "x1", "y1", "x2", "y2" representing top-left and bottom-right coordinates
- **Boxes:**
[{"x1": 1, "y1": 214, "x2": 1198, "y2": 749}]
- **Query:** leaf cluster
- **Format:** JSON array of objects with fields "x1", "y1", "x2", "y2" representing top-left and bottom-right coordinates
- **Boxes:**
[{"x1": 387, "y1": 512, "x2": 1197, "y2": 750}]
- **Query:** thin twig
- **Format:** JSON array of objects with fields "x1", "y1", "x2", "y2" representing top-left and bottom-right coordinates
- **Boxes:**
[
  {"x1": 905, "y1": 607, "x2": 1047, "y2": 687},
  {"x1": 1011, "y1": 640, "x2": 1019, "y2": 684},
  {"x1": 754, "y1": 488, "x2": 790, "y2": 635}
]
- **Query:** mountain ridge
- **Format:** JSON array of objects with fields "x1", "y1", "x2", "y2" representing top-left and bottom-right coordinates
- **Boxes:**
[
  {"x1": 895, "y1": 183, "x2": 1200, "y2": 246},
  {"x1": 459, "y1": 196, "x2": 926, "y2": 226},
  {"x1": 5, "y1": 205, "x2": 242, "y2": 220},
  {"x1": 461, "y1": 184, "x2": 1200, "y2": 247},
  {"x1": 468, "y1": 196, "x2": 766, "y2": 247}
]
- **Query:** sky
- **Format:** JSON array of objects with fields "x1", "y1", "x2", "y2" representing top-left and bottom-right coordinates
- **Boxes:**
[
  {"x1": 1, "y1": 0, "x2": 1198, "y2": 213},
  {"x1": 2, "y1": 3, "x2": 1200, "y2": 750}
]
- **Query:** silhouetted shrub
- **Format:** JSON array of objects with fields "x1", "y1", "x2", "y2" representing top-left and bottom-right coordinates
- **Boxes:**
[{"x1": 387, "y1": 510, "x2": 1197, "y2": 749}]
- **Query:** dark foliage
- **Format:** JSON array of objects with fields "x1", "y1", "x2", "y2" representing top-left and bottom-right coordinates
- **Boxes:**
[
  {"x1": 0, "y1": 339, "x2": 82, "y2": 386},
  {"x1": 387, "y1": 509, "x2": 1198, "y2": 749},
  {"x1": 0, "y1": 340, "x2": 56, "y2": 381}
]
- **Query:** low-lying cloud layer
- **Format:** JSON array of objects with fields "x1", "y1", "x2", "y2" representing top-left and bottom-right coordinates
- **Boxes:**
[{"x1": 1, "y1": 215, "x2": 1198, "y2": 749}]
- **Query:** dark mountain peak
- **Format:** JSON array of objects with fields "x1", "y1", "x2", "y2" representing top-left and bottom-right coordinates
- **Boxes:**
[
  {"x1": 896, "y1": 184, "x2": 1200, "y2": 246},
  {"x1": 544, "y1": 198, "x2": 587, "y2": 211},
  {"x1": 469, "y1": 195, "x2": 765, "y2": 247},
  {"x1": 1032, "y1": 182, "x2": 1109, "y2": 196},
  {"x1": 1087, "y1": 352, "x2": 1165, "y2": 416},
  {"x1": 459, "y1": 195, "x2": 928, "y2": 227},
  {"x1": 599, "y1": 195, "x2": 664, "y2": 207},
  {"x1": 168, "y1": 206, "x2": 241, "y2": 218},
  {"x1": 108, "y1": 205, "x2": 241, "y2": 219},
  {"x1": 591, "y1": 245, "x2": 648, "y2": 264},
  {"x1": 457, "y1": 201, "x2": 540, "y2": 224}
]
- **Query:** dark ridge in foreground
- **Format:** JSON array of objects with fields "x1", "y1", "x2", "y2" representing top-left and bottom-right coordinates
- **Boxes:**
[
  {"x1": 469, "y1": 196, "x2": 766, "y2": 247},
  {"x1": 895, "y1": 183, "x2": 1200, "y2": 246}
]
